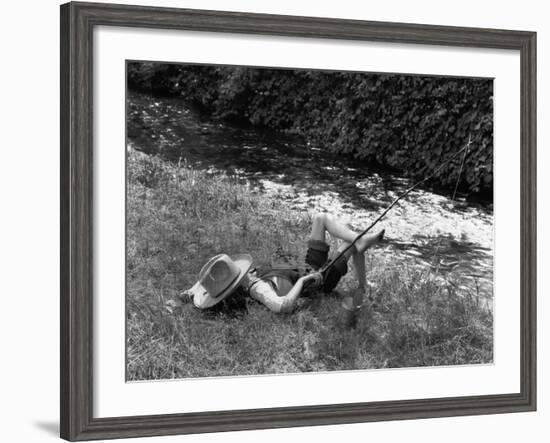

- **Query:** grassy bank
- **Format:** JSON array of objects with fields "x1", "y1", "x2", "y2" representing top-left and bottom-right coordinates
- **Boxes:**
[{"x1": 126, "y1": 149, "x2": 493, "y2": 380}]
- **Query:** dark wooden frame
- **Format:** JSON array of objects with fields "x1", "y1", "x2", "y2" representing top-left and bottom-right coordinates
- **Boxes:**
[{"x1": 60, "y1": 1, "x2": 537, "y2": 441}]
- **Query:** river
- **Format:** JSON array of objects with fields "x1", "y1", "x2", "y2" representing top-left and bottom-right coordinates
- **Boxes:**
[{"x1": 127, "y1": 91, "x2": 493, "y2": 304}]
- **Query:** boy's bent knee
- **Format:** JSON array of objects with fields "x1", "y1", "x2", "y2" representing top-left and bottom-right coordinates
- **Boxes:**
[{"x1": 312, "y1": 212, "x2": 326, "y2": 225}]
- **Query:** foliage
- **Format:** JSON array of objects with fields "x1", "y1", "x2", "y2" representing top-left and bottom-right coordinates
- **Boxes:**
[
  {"x1": 126, "y1": 149, "x2": 493, "y2": 380},
  {"x1": 128, "y1": 62, "x2": 493, "y2": 195}
]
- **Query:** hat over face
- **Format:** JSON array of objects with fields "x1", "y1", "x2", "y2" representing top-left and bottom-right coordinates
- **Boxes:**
[{"x1": 189, "y1": 254, "x2": 253, "y2": 309}]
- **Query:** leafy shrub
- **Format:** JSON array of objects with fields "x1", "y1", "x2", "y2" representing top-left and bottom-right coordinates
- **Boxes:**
[{"x1": 128, "y1": 63, "x2": 493, "y2": 195}]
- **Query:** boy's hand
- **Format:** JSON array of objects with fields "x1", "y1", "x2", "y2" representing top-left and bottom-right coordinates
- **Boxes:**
[
  {"x1": 338, "y1": 296, "x2": 361, "y2": 329},
  {"x1": 302, "y1": 271, "x2": 323, "y2": 289}
]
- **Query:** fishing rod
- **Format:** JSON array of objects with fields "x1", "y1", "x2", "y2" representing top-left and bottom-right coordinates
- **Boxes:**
[{"x1": 319, "y1": 135, "x2": 473, "y2": 276}]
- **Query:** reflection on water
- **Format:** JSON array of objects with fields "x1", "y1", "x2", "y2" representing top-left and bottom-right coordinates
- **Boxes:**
[{"x1": 127, "y1": 91, "x2": 493, "y2": 301}]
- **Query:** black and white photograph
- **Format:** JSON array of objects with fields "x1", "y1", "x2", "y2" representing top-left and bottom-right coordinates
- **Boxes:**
[
  {"x1": 126, "y1": 61, "x2": 494, "y2": 381},
  {"x1": 1, "y1": 0, "x2": 545, "y2": 441}
]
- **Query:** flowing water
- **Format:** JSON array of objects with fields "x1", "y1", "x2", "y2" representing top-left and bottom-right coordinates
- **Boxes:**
[{"x1": 127, "y1": 91, "x2": 493, "y2": 302}]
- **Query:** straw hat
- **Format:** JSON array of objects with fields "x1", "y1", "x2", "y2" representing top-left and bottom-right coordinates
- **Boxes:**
[{"x1": 189, "y1": 253, "x2": 253, "y2": 309}]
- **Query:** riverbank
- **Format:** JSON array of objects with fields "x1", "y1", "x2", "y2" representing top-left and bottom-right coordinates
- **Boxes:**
[
  {"x1": 127, "y1": 91, "x2": 494, "y2": 299},
  {"x1": 126, "y1": 149, "x2": 493, "y2": 380},
  {"x1": 128, "y1": 63, "x2": 494, "y2": 195}
]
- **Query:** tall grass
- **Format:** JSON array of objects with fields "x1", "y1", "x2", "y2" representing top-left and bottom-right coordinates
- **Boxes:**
[{"x1": 126, "y1": 149, "x2": 493, "y2": 380}]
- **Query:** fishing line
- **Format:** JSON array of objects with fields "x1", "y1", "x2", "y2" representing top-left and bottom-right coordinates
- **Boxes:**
[
  {"x1": 319, "y1": 136, "x2": 474, "y2": 276},
  {"x1": 431, "y1": 133, "x2": 471, "y2": 273}
]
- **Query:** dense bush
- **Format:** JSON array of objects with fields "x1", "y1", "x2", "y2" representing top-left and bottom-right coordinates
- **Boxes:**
[{"x1": 128, "y1": 62, "x2": 493, "y2": 195}]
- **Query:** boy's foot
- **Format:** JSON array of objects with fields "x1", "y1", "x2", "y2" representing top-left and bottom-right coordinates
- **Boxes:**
[
  {"x1": 338, "y1": 296, "x2": 361, "y2": 329},
  {"x1": 357, "y1": 228, "x2": 385, "y2": 251}
]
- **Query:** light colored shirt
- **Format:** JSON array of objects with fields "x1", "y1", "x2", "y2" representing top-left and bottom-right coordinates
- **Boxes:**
[{"x1": 245, "y1": 274, "x2": 296, "y2": 313}]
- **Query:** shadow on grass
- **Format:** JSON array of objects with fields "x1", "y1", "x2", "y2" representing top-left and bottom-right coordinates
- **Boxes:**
[
  {"x1": 390, "y1": 234, "x2": 493, "y2": 273},
  {"x1": 125, "y1": 150, "x2": 493, "y2": 381}
]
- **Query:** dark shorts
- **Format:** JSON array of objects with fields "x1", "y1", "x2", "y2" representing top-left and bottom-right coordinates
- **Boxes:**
[{"x1": 305, "y1": 239, "x2": 351, "y2": 293}]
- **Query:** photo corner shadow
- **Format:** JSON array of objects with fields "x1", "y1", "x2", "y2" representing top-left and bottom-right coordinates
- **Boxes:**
[{"x1": 32, "y1": 420, "x2": 59, "y2": 437}]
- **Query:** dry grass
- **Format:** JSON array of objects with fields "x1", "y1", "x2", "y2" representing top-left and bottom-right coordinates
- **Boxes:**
[{"x1": 126, "y1": 149, "x2": 493, "y2": 380}]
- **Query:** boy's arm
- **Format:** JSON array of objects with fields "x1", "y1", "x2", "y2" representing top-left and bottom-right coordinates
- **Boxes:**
[
  {"x1": 277, "y1": 276, "x2": 308, "y2": 313},
  {"x1": 249, "y1": 277, "x2": 304, "y2": 313},
  {"x1": 249, "y1": 273, "x2": 320, "y2": 314},
  {"x1": 277, "y1": 273, "x2": 323, "y2": 313}
]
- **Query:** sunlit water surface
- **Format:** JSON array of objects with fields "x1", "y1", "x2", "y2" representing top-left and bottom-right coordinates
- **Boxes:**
[{"x1": 127, "y1": 91, "x2": 493, "y2": 305}]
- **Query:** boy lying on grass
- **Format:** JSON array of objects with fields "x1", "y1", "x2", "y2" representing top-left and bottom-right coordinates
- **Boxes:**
[{"x1": 180, "y1": 213, "x2": 385, "y2": 324}]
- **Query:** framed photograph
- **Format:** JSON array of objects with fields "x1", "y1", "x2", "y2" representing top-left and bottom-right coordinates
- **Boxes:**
[{"x1": 60, "y1": 1, "x2": 536, "y2": 441}]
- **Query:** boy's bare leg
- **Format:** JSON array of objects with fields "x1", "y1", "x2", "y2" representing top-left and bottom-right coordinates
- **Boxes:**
[
  {"x1": 309, "y1": 212, "x2": 327, "y2": 242},
  {"x1": 310, "y1": 212, "x2": 356, "y2": 242},
  {"x1": 352, "y1": 251, "x2": 367, "y2": 293},
  {"x1": 310, "y1": 213, "x2": 383, "y2": 253},
  {"x1": 332, "y1": 242, "x2": 366, "y2": 306},
  {"x1": 310, "y1": 213, "x2": 384, "y2": 328},
  {"x1": 337, "y1": 247, "x2": 368, "y2": 328}
]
